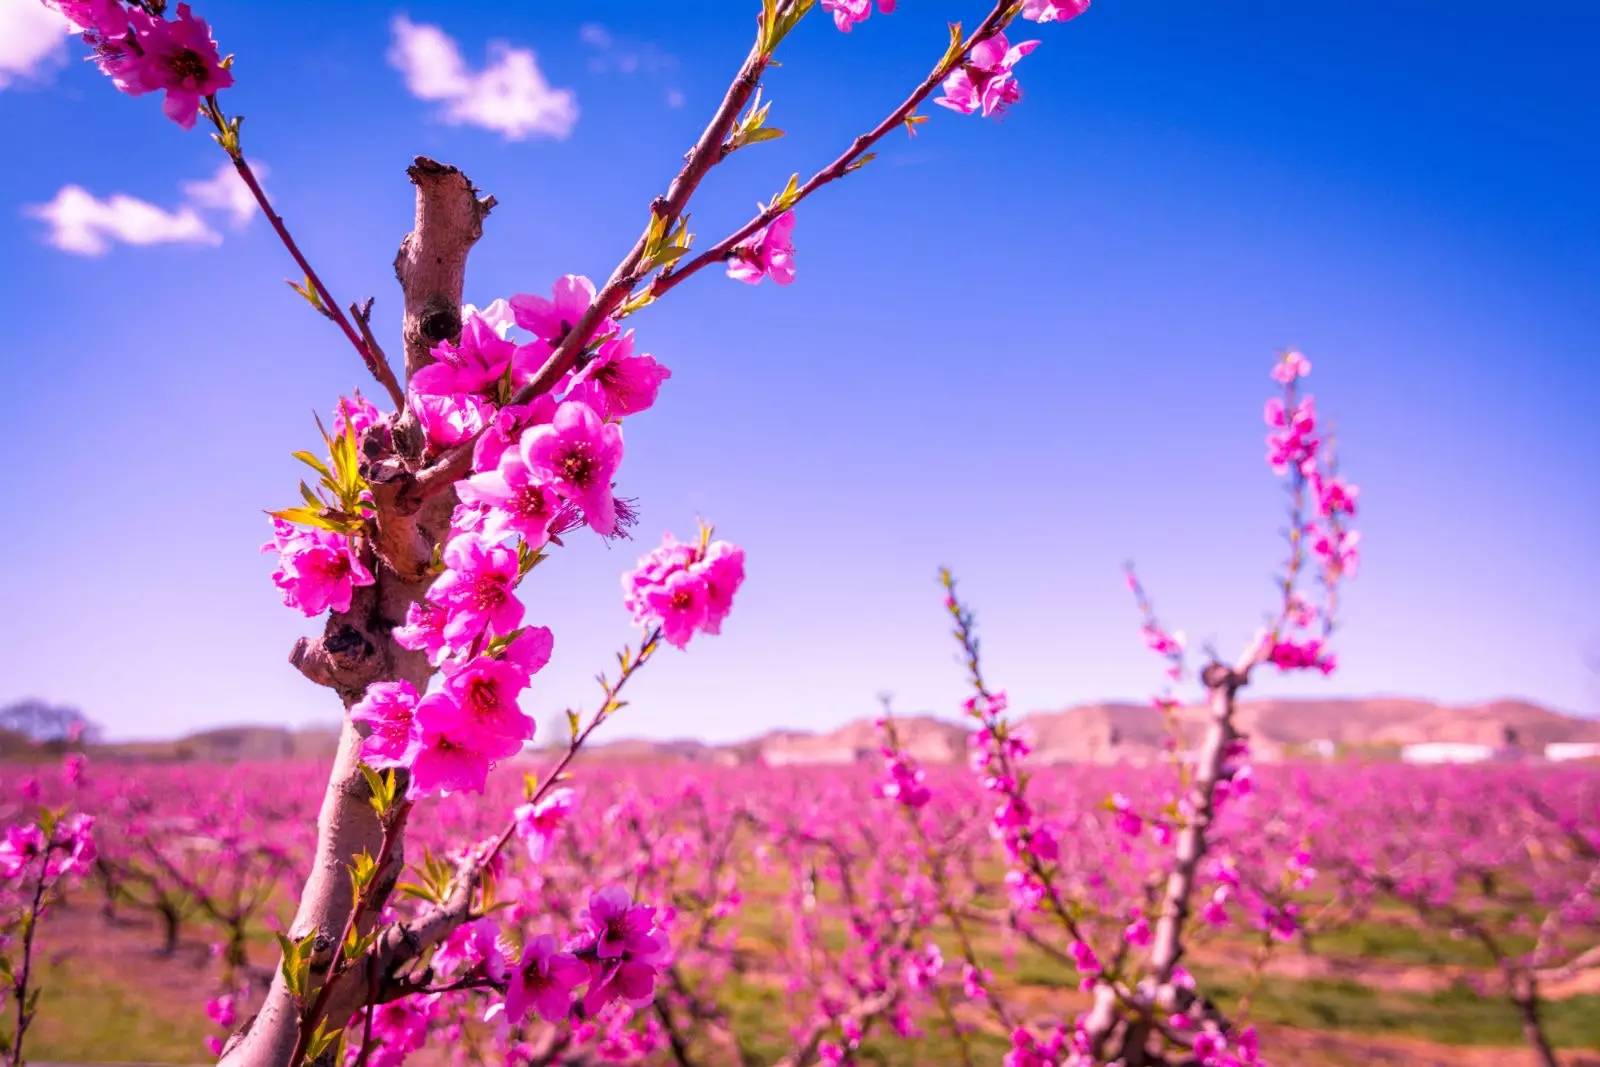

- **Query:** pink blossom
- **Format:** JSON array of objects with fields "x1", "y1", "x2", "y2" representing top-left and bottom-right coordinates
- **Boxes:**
[
  {"x1": 501, "y1": 626, "x2": 554, "y2": 677},
  {"x1": 429, "y1": 534, "x2": 525, "y2": 646},
  {"x1": 410, "y1": 313, "x2": 517, "y2": 396},
  {"x1": 577, "y1": 886, "x2": 670, "y2": 1014},
  {"x1": 1021, "y1": 0, "x2": 1090, "y2": 21},
  {"x1": 410, "y1": 391, "x2": 492, "y2": 449},
  {"x1": 351, "y1": 680, "x2": 421, "y2": 768},
  {"x1": 0, "y1": 825, "x2": 46, "y2": 879},
  {"x1": 821, "y1": 0, "x2": 895, "y2": 32},
  {"x1": 1311, "y1": 525, "x2": 1361, "y2": 579},
  {"x1": 1110, "y1": 793, "x2": 1143, "y2": 837},
  {"x1": 1312, "y1": 472, "x2": 1359, "y2": 518},
  {"x1": 332, "y1": 390, "x2": 384, "y2": 445},
  {"x1": 114, "y1": 5, "x2": 234, "y2": 129},
  {"x1": 622, "y1": 531, "x2": 745, "y2": 647},
  {"x1": 204, "y1": 994, "x2": 236, "y2": 1028},
  {"x1": 1267, "y1": 637, "x2": 1337, "y2": 676},
  {"x1": 505, "y1": 933, "x2": 587, "y2": 1025},
  {"x1": 1123, "y1": 912, "x2": 1152, "y2": 948},
  {"x1": 511, "y1": 274, "x2": 599, "y2": 344},
  {"x1": 726, "y1": 211, "x2": 796, "y2": 286},
  {"x1": 1272, "y1": 349, "x2": 1312, "y2": 383},
  {"x1": 405, "y1": 703, "x2": 496, "y2": 799},
  {"x1": 472, "y1": 397, "x2": 557, "y2": 474},
  {"x1": 698, "y1": 541, "x2": 746, "y2": 635},
  {"x1": 936, "y1": 34, "x2": 1040, "y2": 119},
  {"x1": 62, "y1": 753, "x2": 87, "y2": 787},
  {"x1": 644, "y1": 569, "x2": 711, "y2": 649},
  {"x1": 462, "y1": 298, "x2": 515, "y2": 338},
  {"x1": 513, "y1": 787, "x2": 575, "y2": 864},
  {"x1": 394, "y1": 600, "x2": 451, "y2": 666},
  {"x1": 564, "y1": 333, "x2": 672, "y2": 419},
  {"x1": 263, "y1": 519, "x2": 374, "y2": 617},
  {"x1": 520, "y1": 401, "x2": 624, "y2": 534},
  {"x1": 47, "y1": 0, "x2": 125, "y2": 34},
  {"x1": 457, "y1": 445, "x2": 565, "y2": 547},
  {"x1": 438, "y1": 658, "x2": 535, "y2": 754}
]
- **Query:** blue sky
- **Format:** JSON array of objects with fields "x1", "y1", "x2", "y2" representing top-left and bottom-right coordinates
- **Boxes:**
[{"x1": 1, "y1": 1, "x2": 1596, "y2": 742}]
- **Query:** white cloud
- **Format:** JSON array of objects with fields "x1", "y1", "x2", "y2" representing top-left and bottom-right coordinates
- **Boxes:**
[
  {"x1": 579, "y1": 21, "x2": 678, "y2": 77},
  {"x1": 0, "y1": 0, "x2": 71, "y2": 90},
  {"x1": 180, "y1": 160, "x2": 269, "y2": 228},
  {"x1": 666, "y1": 88, "x2": 685, "y2": 109},
  {"x1": 26, "y1": 161, "x2": 269, "y2": 256},
  {"x1": 26, "y1": 186, "x2": 221, "y2": 256},
  {"x1": 388, "y1": 15, "x2": 577, "y2": 141}
]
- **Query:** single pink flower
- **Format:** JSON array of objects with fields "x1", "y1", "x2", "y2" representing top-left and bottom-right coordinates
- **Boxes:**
[
  {"x1": 332, "y1": 388, "x2": 387, "y2": 448},
  {"x1": 500, "y1": 626, "x2": 555, "y2": 677},
  {"x1": 937, "y1": 34, "x2": 1039, "y2": 119},
  {"x1": 351, "y1": 680, "x2": 421, "y2": 769},
  {"x1": 644, "y1": 569, "x2": 711, "y2": 649},
  {"x1": 404, "y1": 705, "x2": 496, "y2": 799},
  {"x1": 410, "y1": 391, "x2": 492, "y2": 449},
  {"x1": 698, "y1": 541, "x2": 746, "y2": 635},
  {"x1": 410, "y1": 313, "x2": 517, "y2": 396},
  {"x1": 520, "y1": 401, "x2": 624, "y2": 535},
  {"x1": 510, "y1": 275, "x2": 611, "y2": 347},
  {"x1": 564, "y1": 332, "x2": 672, "y2": 419},
  {"x1": 47, "y1": 0, "x2": 125, "y2": 34},
  {"x1": 438, "y1": 659, "x2": 535, "y2": 754},
  {"x1": 504, "y1": 934, "x2": 587, "y2": 1025},
  {"x1": 0, "y1": 825, "x2": 46, "y2": 879},
  {"x1": 429, "y1": 534, "x2": 525, "y2": 645},
  {"x1": 124, "y1": 5, "x2": 234, "y2": 129},
  {"x1": 513, "y1": 787, "x2": 575, "y2": 864},
  {"x1": 1021, "y1": 0, "x2": 1089, "y2": 22},
  {"x1": 394, "y1": 600, "x2": 451, "y2": 666},
  {"x1": 820, "y1": 0, "x2": 894, "y2": 32},
  {"x1": 727, "y1": 211, "x2": 796, "y2": 286},
  {"x1": 263, "y1": 519, "x2": 374, "y2": 617},
  {"x1": 457, "y1": 446, "x2": 566, "y2": 547}
]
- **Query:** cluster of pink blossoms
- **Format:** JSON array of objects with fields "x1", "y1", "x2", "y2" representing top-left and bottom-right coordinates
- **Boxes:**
[
  {"x1": 621, "y1": 531, "x2": 746, "y2": 649},
  {"x1": 1260, "y1": 351, "x2": 1361, "y2": 676},
  {"x1": 49, "y1": 1, "x2": 232, "y2": 129},
  {"x1": 262, "y1": 272, "x2": 707, "y2": 800},
  {"x1": 454, "y1": 885, "x2": 670, "y2": 1029},
  {"x1": 0, "y1": 812, "x2": 96, "y2": 881},
  {"x1": 962, "y1": 690, "x2": 1061, "y2": 911},
  {"x1": 873, "y1": 721, "x2": 931, "y2": 809},
  {"x1": 726, "y1": 210, "x2": 797, "y2": 286},
  {"x1": 264, "y1": 519, "x2": 374, "y2": 617}
]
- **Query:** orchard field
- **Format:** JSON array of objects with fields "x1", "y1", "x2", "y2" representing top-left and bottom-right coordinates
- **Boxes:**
[
  {"x1": 4, "y1": 753, "x2": 1598, "y2": 1067},
  {"x1": 6, "y1": 1, "x2": 1598, "y2": 1066}
]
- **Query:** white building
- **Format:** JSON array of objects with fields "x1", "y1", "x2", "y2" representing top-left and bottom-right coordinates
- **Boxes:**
[
  {"x1": 1400, "y1": 742, "x2": 1495, "y2": 765},
  {"x1": 1546, "y1": 742, "x2": 1600, "y2": 763}
]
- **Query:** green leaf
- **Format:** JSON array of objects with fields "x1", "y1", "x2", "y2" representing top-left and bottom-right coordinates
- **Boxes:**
[
  {"x1": 267, "y1": 507, "x2": 359, "y2": 534},
  {"x1": 741, "y1": 127, "x2": 785, "y2": 146},
  {"x1": 302, "y1": 1020, "x2": 345, "y2": 1066},
  {"x1": 844, "y1": 152, "x2": 877, "y2": 174},
  {"x1": 292, "y1": 451, "x2": 333, "y2": 479}
]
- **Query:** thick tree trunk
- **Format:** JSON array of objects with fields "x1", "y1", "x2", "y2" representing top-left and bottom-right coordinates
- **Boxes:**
[{"x1": 219, "y1": 159, "x2": 491, "y2": 1067}]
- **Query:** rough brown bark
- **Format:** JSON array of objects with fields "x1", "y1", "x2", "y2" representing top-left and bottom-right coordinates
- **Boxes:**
[{"x1": 220, "y1": 158, "x2": 490, "y2": 1067}]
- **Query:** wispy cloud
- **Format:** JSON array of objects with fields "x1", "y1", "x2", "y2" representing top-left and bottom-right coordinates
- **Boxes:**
[
  {"x1": 388, "y1": 15, "x2": 578, "y2": 141},
  {"x1": 579, "y1": 21, "x2": 684, "y2": 109},
  {"x1": 26, "y1": 161, "x2": 267, "y2": 256},
  {"x1": 0, "y1": 0, "x2": 71, "y2": 90},
  {"x1": 181, "y1": 160, "x2": 270, "y2": 228}
]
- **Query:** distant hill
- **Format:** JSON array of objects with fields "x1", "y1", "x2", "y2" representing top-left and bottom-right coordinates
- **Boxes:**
[
  {"x1": 45, "y1": 697, "x2": 1600, "y2": 767},
  {"x1": 90, "y1": 724, "x2": 342, "y2": 763},
  {"x1": 582, "y1": 696, "x2": 1600, "y2": 767}
]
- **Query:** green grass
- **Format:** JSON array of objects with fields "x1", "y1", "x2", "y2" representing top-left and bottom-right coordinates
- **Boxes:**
[
  {"x1": 1194, "y1": 968, "x2": 1600, "y2": 1049},
  {"x1": 1, "y1": 955, "x2": 211, "y2": 1064},
  {"x1": 1308, "y1": 919, "x2": 1536, "y2": 968}
]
